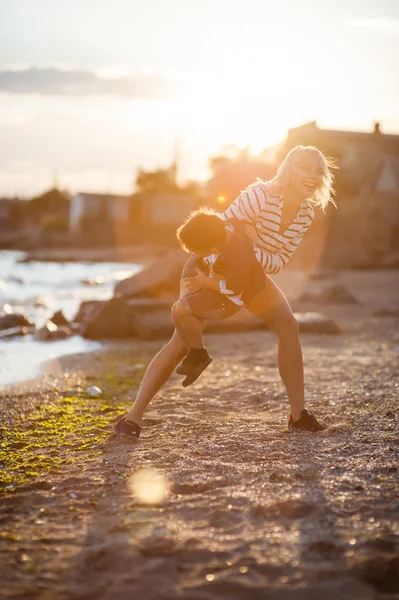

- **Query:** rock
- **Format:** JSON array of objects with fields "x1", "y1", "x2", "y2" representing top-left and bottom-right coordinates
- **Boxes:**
[
  {"x1": 298, "y1": 284, "x2": 359, "y2": 305},
  {"x1": 73, "y1": 300, "x2": 106, "y2": 323},
  {"x1": 133, "y1": 309, "x2": 264, "y2": 341},
  {"x1": 296, "y1": 312, "x2": 342, "y2": 334},
  {"x1": 75, "y1": 296, "x2": 341, "y2": 340},
  {"x1": 80, "y1": 296, "x2": 140, "y2": 340},
  {"x1": 34, "y1": 321, "x2": 72, "y2": 341},
  {"x1": 74, "y1": 297, "x2": 173, "y2": 324},
  {"x1": 373, "y1": 308, "x2": 399, "y2": 317},
  {"x1": 84, "y1": 386, "x2": 103, "y2": 397},
  {"x1": 49, "y1": 310, "x2": 69, "y2": 326},
  {"x1": 355, "y1": 556, "x2": 399, "y2": 593},
  {"x1": 114, "y1": 248, "x2": 187, "y2": 298},
  {"x1": 81, "y1": 275, "x2": 105, "y2": 286},
  {"x1": 126, "y1": 297, "x2": 174, "y2": 311},
  {"x1": 0, "y1": 313, "x2": 32, "y2": 330},
  {"x1": 0, "y1": 326, "x2": 30, "y2": 339},
  {"x1": 131, "y1": 310, "x2": 174, "y2": 340}
]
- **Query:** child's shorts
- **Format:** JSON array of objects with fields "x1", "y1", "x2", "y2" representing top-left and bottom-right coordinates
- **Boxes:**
[
  {"x1": 180, "y1": 253, "x2": 240, "y2": 320},
  {"x1": 180, "y1": 290, "x2": 240, "y2": 320}
]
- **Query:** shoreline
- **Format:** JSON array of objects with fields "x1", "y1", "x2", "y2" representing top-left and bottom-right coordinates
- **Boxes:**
[{"x1": 13, "y1": 244, "x2": 167, "y2": 264}]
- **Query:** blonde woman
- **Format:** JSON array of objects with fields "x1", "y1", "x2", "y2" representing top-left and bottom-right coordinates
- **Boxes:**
[{"x1": 114, "y1": 146, "x2": 336, "y2": 438}]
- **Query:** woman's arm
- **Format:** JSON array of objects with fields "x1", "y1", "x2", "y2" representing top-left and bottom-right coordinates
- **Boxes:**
[
  {"x1": 255, "y1": 234, "x2": 306, "y2": 275},
  {"x1": 221, "y1": 186, "x2": 264, "y2": 222}
]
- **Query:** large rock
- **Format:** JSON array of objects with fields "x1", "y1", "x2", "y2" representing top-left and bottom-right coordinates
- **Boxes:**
[
  {"x1": 124, "y1": 309, "x2": 341, "y2": 340},
  {"x1": 298, "y1": 284, "x2": 359, "y2": 305},
  {"x1": 0, "y1": 313, "x2": 32, "y2": 330},
  {"x1": 114, "y1": 248, "x2": 187, "y2": 298},
  {"x1": 73, "y1": 300, "x2": 106, "y2": 323},
  {"x1": 296, "y1": 312, "x2": 342, "y2": 334},
  {"x1": 76, "y1": 292, "x2": 342, "y2": 340},
  {"x1": 80, "y1": 296, "x2": 141, "y2": 339},
  {"x1": 49, "y1": 310, "x2": 69, "y2": 326},
  {"x1": 73, "y1": 297, "x2": 172, "y2": 323}
]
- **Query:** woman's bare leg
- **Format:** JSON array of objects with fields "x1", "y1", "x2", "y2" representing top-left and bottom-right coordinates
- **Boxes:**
[
  {"x1": 124, "y1": 279, "x2": 194, "y2": 425},
  {"x1": 245, "y1": 277, "x2": 305, "y2": 421},
  {"x1": 125, "y1": 329, "x2": 187, "y2": 425}
]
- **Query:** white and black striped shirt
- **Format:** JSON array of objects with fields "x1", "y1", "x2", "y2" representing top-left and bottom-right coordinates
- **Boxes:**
[{"x1": 222, "y1": 182, "x2": 315, "y2": 274}]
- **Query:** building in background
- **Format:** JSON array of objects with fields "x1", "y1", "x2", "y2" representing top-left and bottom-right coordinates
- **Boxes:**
[
  {"x1": 69, "y1": 193, "x2": 132, "y2": 232},
  {"x1": 69, "y1": 191, "x2": 198, "y2": 245}
]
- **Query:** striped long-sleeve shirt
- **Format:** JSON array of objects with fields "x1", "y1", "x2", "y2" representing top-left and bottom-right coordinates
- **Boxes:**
[{"x1": 221, "y1": 182, "x2": 315, "y2": 275}]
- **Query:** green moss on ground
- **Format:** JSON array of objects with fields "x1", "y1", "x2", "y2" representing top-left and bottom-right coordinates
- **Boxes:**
[{"x1": 0, "y1": 350, "x2": 150, "y2": 492}]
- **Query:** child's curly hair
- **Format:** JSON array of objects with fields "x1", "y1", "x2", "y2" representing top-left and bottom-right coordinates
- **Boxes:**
[{"x1": 176, "y1": 207, "x2": 226, "y2": 253}]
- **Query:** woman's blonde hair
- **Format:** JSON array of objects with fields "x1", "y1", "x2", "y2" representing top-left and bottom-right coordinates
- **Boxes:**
[{"x1": 251, "y1": 145, "x2": 337, "y2": 210}]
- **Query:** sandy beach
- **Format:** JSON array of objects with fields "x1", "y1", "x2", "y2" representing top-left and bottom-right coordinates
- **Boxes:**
[{"x1": 1, "y1": 269, "x2": 398, "y2": 599}]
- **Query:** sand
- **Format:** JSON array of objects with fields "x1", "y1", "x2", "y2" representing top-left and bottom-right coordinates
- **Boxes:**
[{"x1": 0, "y1": 269, "x2": 398, "y2": 599}]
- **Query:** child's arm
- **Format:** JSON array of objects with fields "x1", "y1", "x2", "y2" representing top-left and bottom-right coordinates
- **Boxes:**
[{"x1": 194, "y1": 269, "x2": 220, "y2": 292}]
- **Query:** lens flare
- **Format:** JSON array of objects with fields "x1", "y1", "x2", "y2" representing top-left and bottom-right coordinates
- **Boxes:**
[{"x1": 129, "y1": 468, "x2": 169, "y2": 505}]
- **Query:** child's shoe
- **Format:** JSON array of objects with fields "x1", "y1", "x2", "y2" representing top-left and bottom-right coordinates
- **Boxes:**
[{"x1": 176, "y1": 348, "x2": 212, "y2": 387}]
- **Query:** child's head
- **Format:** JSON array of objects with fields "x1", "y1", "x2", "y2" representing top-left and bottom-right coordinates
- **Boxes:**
[{"x1": 177, "y1": 208, "x2": 226, "y2": 257}]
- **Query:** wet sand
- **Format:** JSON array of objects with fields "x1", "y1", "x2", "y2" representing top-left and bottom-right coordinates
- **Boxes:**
[{"x1": 0, "y1": 269, "x2": 398, "y2": 599}]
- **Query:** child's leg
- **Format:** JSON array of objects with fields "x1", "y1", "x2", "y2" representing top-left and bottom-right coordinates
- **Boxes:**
[{"x1": 171, "y1": 300, "x2": 205, "y2": 349}]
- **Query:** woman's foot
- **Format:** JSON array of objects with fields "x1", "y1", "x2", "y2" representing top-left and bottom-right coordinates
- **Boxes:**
[
  {"x1": 113, "y1": 417, "x2": 142, "y2": 438},
  {"x1": 288, "y1": 409, "x2": 326, "y2": 432}
]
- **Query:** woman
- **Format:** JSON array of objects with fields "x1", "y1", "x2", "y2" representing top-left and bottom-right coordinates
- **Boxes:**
[{"x1": 115, "y1": 145, "x2": 336, "y2": 438}]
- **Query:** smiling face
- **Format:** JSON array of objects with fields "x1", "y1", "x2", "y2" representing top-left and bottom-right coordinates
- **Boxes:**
[{"x1": 291, "y1": 154, "x2": 325, "y2": 200}]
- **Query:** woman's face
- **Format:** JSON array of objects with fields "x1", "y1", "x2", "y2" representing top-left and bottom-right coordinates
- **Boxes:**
[{"x1": 291, "y1": 158, "x2": 324, "y2": 199}]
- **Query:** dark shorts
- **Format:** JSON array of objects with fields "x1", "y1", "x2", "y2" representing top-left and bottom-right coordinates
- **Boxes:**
[
  {"x1": 181, "y1": 290, "x2": 241, "y2": 320},
  {"x1": 180, "y1": 254, "x2": 240, "y2": 320}
]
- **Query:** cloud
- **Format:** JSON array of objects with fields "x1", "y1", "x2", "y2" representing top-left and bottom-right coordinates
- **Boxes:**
[
  {"x1": 347, "y1": 18, "x2": 399, "y2": 35},
  {"x1": 0, "y1": 67, "x2": 179, "y2": 99}
]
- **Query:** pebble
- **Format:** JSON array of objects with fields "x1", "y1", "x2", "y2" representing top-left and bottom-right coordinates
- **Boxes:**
[{"x1": 84, "y1": 386, "x2": 103, "y2": 397}]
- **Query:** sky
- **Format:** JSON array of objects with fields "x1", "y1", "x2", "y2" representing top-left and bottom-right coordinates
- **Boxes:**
[{"x1": 1, "y1": 0, "x2": 399, "y2": 197}]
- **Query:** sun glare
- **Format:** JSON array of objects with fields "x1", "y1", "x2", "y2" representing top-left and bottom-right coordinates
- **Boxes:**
[
  {"x1": 122, "y1": 21, "x2": 344, "y2": 158},
  {"x1": 129, "y1": 468, "x2": 169, "y2": 505}
]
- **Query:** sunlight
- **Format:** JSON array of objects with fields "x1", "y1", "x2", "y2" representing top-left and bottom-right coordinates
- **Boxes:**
[
  {"x1": 121, "y1": 20, "x2": 349, "y2": 157},
  {"x1": 129, "y1": 468, "x2": 169, "y2": 505}
]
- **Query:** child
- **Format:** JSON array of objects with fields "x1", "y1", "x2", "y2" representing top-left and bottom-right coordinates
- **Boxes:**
[
  {"x1": 113, "y1": 208, "x2": 267, "y2": 438},
  {"x1": 171, "y1": 208, "x2": 267, "y2": 386}
]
